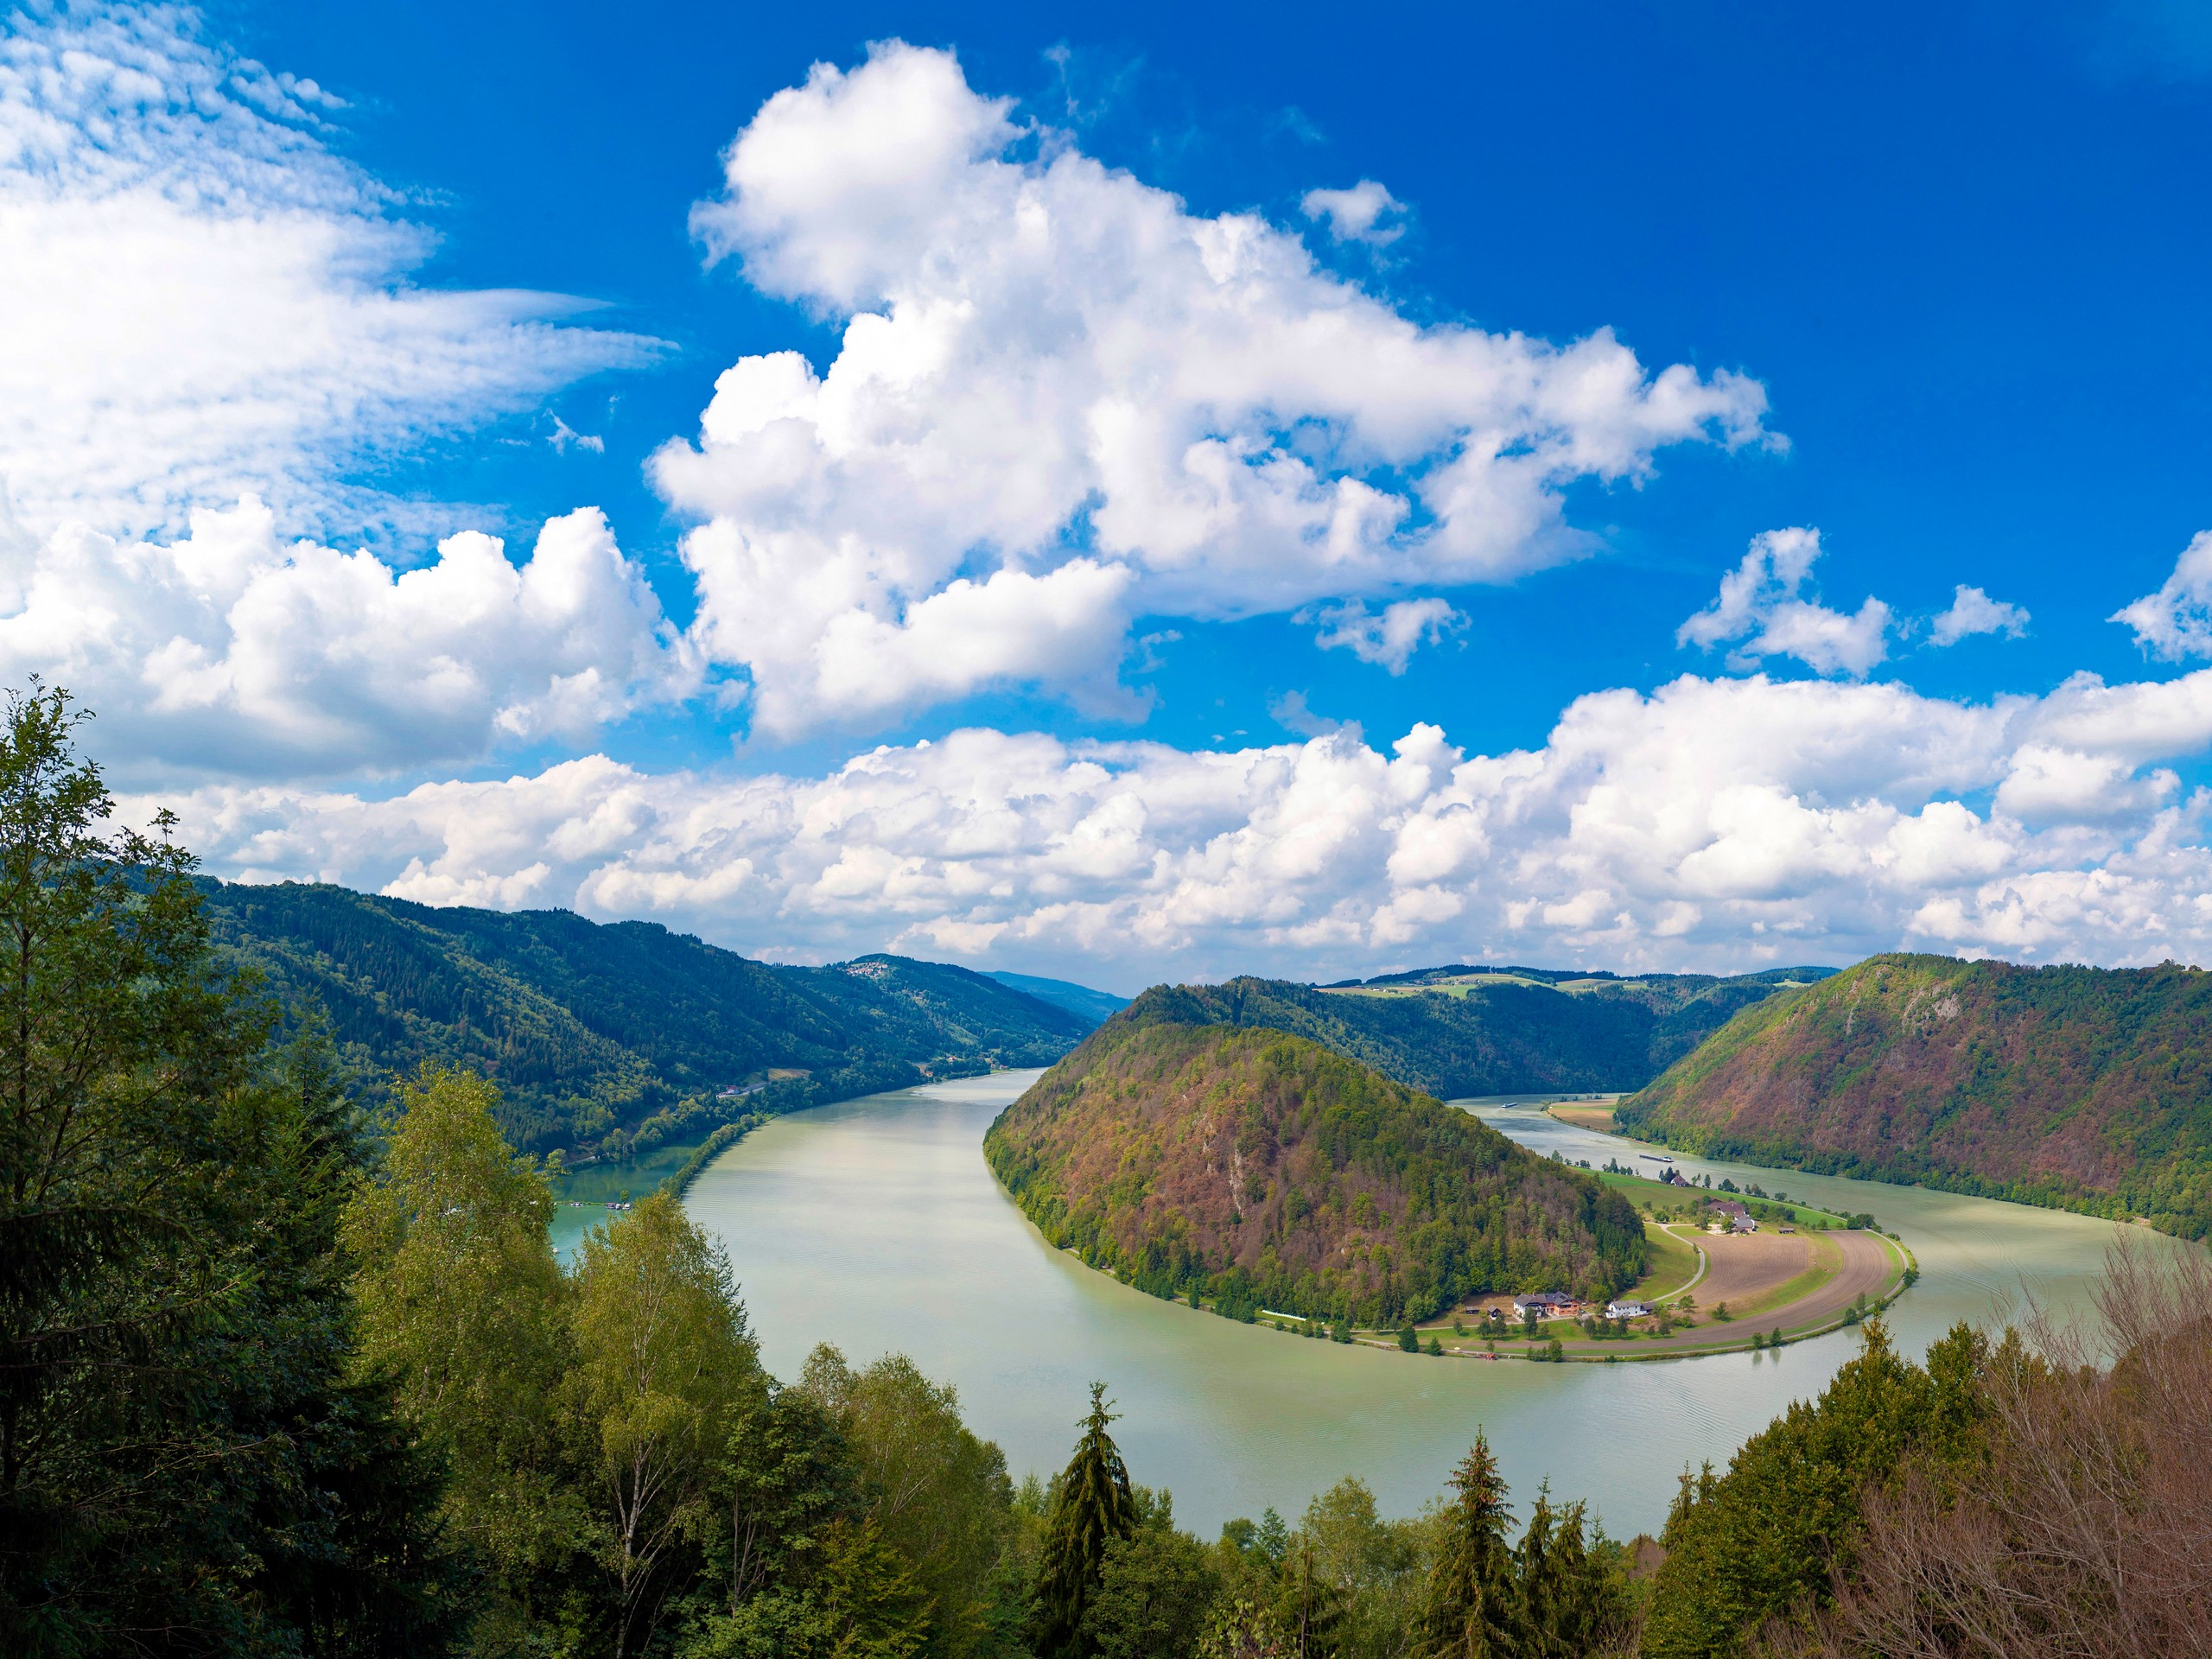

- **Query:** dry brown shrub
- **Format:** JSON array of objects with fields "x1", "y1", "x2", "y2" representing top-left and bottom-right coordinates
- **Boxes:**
[{"x1": 1759, "y1": 1234, "x2": 2212, "y2": 1659}]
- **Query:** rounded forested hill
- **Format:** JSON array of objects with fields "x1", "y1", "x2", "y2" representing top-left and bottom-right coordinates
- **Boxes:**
[
  {"x1": 1616, "y1": 952, "x2": 2212, "y2": 1238},
  {"x1": 983, "y1": 994, "x2": 1647, "y2": 1327}
]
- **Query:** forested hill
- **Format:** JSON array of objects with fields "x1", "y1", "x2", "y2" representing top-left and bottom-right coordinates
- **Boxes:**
[
  {"x1": 1117, "y1": 964, "x2": 1831, "y2": 1100},
  {"x1": 201, "y1": 880, "x2": 1090, "y2": 1156},
  {"x1": 1615, "y1": 953, "x2": 2212, "y2": 1238},
  {"x1": 982, "y1": 1007, "x2": 1647, "y2": 1325}
]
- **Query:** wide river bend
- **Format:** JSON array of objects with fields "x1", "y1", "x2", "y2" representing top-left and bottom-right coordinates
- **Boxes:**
[{"x1": 561, "y1": 1069, "x2": 2171, "y2": 1539}]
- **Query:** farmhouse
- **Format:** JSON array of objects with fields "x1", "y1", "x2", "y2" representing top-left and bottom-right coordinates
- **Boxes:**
[
  {"x1": 1510, "y1": 1291, "x2": 1580, "y2": 1319},
  {"x1": 1606, "y1": 1300, "x2": 1653, "y2": 1319}
]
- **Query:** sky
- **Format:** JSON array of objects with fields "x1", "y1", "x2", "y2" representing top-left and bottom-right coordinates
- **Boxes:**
[{"x1": 6, "y1": 0, "x2": 2212, "y2": 990}]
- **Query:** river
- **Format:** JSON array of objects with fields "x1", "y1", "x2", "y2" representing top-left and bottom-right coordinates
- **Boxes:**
[{"x1": 579, "y1": 1070, "x2": 2171, "y2": 1540}]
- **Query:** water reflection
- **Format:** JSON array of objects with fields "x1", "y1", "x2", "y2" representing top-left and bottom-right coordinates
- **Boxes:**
[{"x1": 677, "y1": 1073, "x2": 2162, "y2": 1538}]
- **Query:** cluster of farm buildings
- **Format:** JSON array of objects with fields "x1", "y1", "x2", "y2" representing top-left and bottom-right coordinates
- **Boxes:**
[{"x1": 1488, "y1": 1290, "x2": 1655, "y2": 1322}]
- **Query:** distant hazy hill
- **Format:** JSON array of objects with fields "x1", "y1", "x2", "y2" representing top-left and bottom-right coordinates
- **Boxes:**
[
  {"x1": 1615, "y1": 953, "x2": 2212, "y2": 1238},
  {"x1": 984, "y1": 969, "x2": 1128, "y2": 1026},
  {"x1": 983, "y1": 991, "x2": 1648, "y2": 1325},
  {"x1": 1117, "y1": 965, "x2": 1831, "y2": 1101},
  {"x1": 202, "y1": 881, "x2": 1089, "y2": 1156}
]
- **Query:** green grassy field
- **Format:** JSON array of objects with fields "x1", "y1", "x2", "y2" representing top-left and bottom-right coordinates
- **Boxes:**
[
  {"x1": 1630, "y1": 1220, "x2": 1702, "y2": 1300},
  {"x1": 1592, "y1": 1167, "x2": 1852, "y2": 1230}
]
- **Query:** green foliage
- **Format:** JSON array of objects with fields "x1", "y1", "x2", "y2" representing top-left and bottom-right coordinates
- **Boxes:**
[
  {"x1": 984, "y1": 1018, "x2": 1645, "y2": 1329},
  {"x1": 689, "y1": 1516, "x2": 933, "y2": 1659},
  {"x1": 798, "y1": 1345, "x2": 1014, "y2": 1658},
  {"x1": 571, "y1": 1192, "x2": 763, "y2": 1655},
  {"x1": 1031, "y1": 1383, "x2": 1141, "y2": 1659},
  {"x1": 1509, "y1": 1484, "x2": 1617, "y2": 1659},
  {"x1": 346, "y1": 1064, "x2": 582, "y2": 1619},
  {"x1": 203, "y1": 879, "x2": 1090, "y2": 1156},
  {"x1": 1079, "y1": 1491, "x2": 1220, "y2": 1659},
  {"x1": 1641, "y1": 1319, "x2": 1986, "y2": 1657},
  {"x1": 1618, "y1": 951, "x2": 2212, "y2": 1239},
  {"x1": 1290, "y1": 1478, "x2": 1428, "y2": 1659},
  {"x1": 0, "y1": 684, "x2": 461, "y2": 1656},
  {"x1": 1417, "y1": 1436, "x2": 1519, "y2": 1657}
]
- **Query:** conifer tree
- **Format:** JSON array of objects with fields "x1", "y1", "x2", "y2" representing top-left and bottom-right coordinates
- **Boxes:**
[
  {"x1": 1417, "y1": 1433, "x2": 1517, "y2": 1658},
  {"x1": 1031, "y1": 1382, "x2": 1140, "y2": 1659},
  {"x1": 1513, "y1": 1484, "x2": 1611, "y2": 1656}
]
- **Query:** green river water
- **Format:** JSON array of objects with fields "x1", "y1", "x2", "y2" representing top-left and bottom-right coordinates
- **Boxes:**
[{"x1": 555, "y1": 1068, "x2": 2183, "y2": 1539}]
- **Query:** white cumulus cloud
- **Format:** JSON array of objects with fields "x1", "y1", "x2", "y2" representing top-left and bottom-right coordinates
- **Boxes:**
[
  {"x1": 1678, "y1": 527, "x2": 1893, "y2": 677},
  {"x1": 2111, "y1": 531, "x2": 2212, "y2": 659},
  {"x1": 0, "y1": 3, "x2": 664, "y2": 539},
  {"x1": 1300, "y1": 179, "x2": 1406, "y2": 246},
  {"x1": 2, "y1": 497, "x2": 692, "y2": 783},
  {"x1": 659, "y1": 41, "x2": 1774, "y2": 737},
  {"x1": 1929, "y1": 583, "x2": 2031, "y2": 646},
  {"x1": 1310, "y1": 596, "x2": 1465, "y2": 673},
  {"x1": 134, "y1": 670, "x2": 2212, "y2": 983}
]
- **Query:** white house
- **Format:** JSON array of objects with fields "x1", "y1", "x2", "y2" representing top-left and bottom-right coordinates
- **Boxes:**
[{"x1": 1606, "y1": 1300, "x2": 1653, "y2": 1319}]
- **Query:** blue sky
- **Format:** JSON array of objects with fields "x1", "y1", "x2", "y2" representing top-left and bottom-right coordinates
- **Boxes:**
[{"x1": 6, "y1": 1, "x2": 2212, "y2": 986}]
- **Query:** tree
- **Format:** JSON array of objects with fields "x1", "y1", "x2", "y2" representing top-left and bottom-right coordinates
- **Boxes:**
[
  {"x1": 717, "y1": 1385, "x2": 855, "y2": 1614},
  {"x1": 1032, "y1": 1382, "x2": 1141, "y2": 1659},
  {"x1": 1292, "y1": 1476, "x2": 1425, "y2": 1659},
  {"x1": 1198, "y1": 1598, "x2": 1288, "y2": 1659},
  {"x1": 1418, "y1": 1434, "x2": 1516, "y2": 1658},
  {"x1": 1641, "y1": 1320, "x2": 1986, "y2": 1658},
  {"x1": 346, "y1": 1064, "x2": 584, "y2": 1642},
  {"x1": 1080, "y1": 1491, "x2": 1220, "y2": 1659},
  {"x1": 0, "y1": 683, "x2": 455, "y2": 1654},
  {"x1": 800, "y1": 1345, "x2": 1014, "y2": 1657},
  {"x1": 810, "y1": 1518, "x2": 933, "y2": 1659},
  {"x1": 569, "y1": 1191, "x2": 761, "y2": 1656},
  {"x1": 1512, "y1": 1484, "x2": 1618, "y2": 1657}
]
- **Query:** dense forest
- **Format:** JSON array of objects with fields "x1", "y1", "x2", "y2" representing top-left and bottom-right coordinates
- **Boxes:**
[
  {"x1": 982, "y1": 991, "x2": 1649, "y2": 1325},
  {"x1": 1616, "y1": 953, "x2": 2212, "y2": 1238},
  {"x1": 1129, "y1": 968, "x2": 1828, "y2": 1103},
  {"x1": 8, "y1": 684, "x2": 2209, "y2": 1659},
  {"x1": 202, "y1": 880, "x2": 1092, "y2": 1156}
]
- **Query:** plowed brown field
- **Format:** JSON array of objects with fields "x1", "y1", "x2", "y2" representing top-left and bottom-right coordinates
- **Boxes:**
[{"x1": 1443, "y1": 1224, "x2": 1900, "y2": 1358}]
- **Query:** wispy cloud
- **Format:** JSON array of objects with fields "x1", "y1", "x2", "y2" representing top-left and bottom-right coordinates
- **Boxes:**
[
  {"x1": 1309, "y1": 596, "x2": 1464, "y2": 673},
  {"x1": 2112, "y1": 531, "x2": 2212, "y2": 659},
  {"x1": 1930, "y1": 583, "x2": 2031, "y2": 646},
  {"x1": 1678, "y1": 527, "x2": 1892, "y2": 677},
  {"x1": 0, "y1": 3, "x2": 665, "y2": 540},
  {"x1": 1300, "y1": 179, "x2": 1407, "y2": 246}
]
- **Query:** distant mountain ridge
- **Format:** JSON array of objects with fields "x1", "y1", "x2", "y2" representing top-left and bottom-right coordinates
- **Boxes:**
[
  {"x1": 1117, "y1": 965, "x2": 1833, "y2": 1101},
  {"x1": 984, "y1": 970, "x2": 1128, "y2": 1026},
  {"x1": 201, "y1": 880, "x2": 1091, "y2": 1157},
  {"x1": 983, "y1": 993, "x2": 1648, "y2": 1325},
  {"x1": 1616, "y1": 952, "x2": 2212, "y2": 1238}
]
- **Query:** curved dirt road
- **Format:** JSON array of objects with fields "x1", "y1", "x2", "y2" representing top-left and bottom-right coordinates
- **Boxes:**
[
  {"x1": 1580, "y1": 1229, "x2": 1896, "y2": 1356},
  {"x1": 1445, "y1": 1229, "x2": 1901, "y2": 1361}
]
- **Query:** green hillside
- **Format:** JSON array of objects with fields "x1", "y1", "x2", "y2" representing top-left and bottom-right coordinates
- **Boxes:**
[
  {"x1": 201, "y1": 880, "x2": 1088, "y2": 1158},
  {"x1": 1615, "y1": 952, "x2": 2212, "y2": 1237},
  {"x1": 1122, "y1": 965, "x2": 1829, "y2": 1101},
  {"x1": 982, "y1": 992, "x2": 1648, "y2": 1325}
]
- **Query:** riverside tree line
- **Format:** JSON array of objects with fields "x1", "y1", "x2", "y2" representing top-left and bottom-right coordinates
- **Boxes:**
[{"x1": 3, "y1": 684, "x2": 2208, "y2": 1659}]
